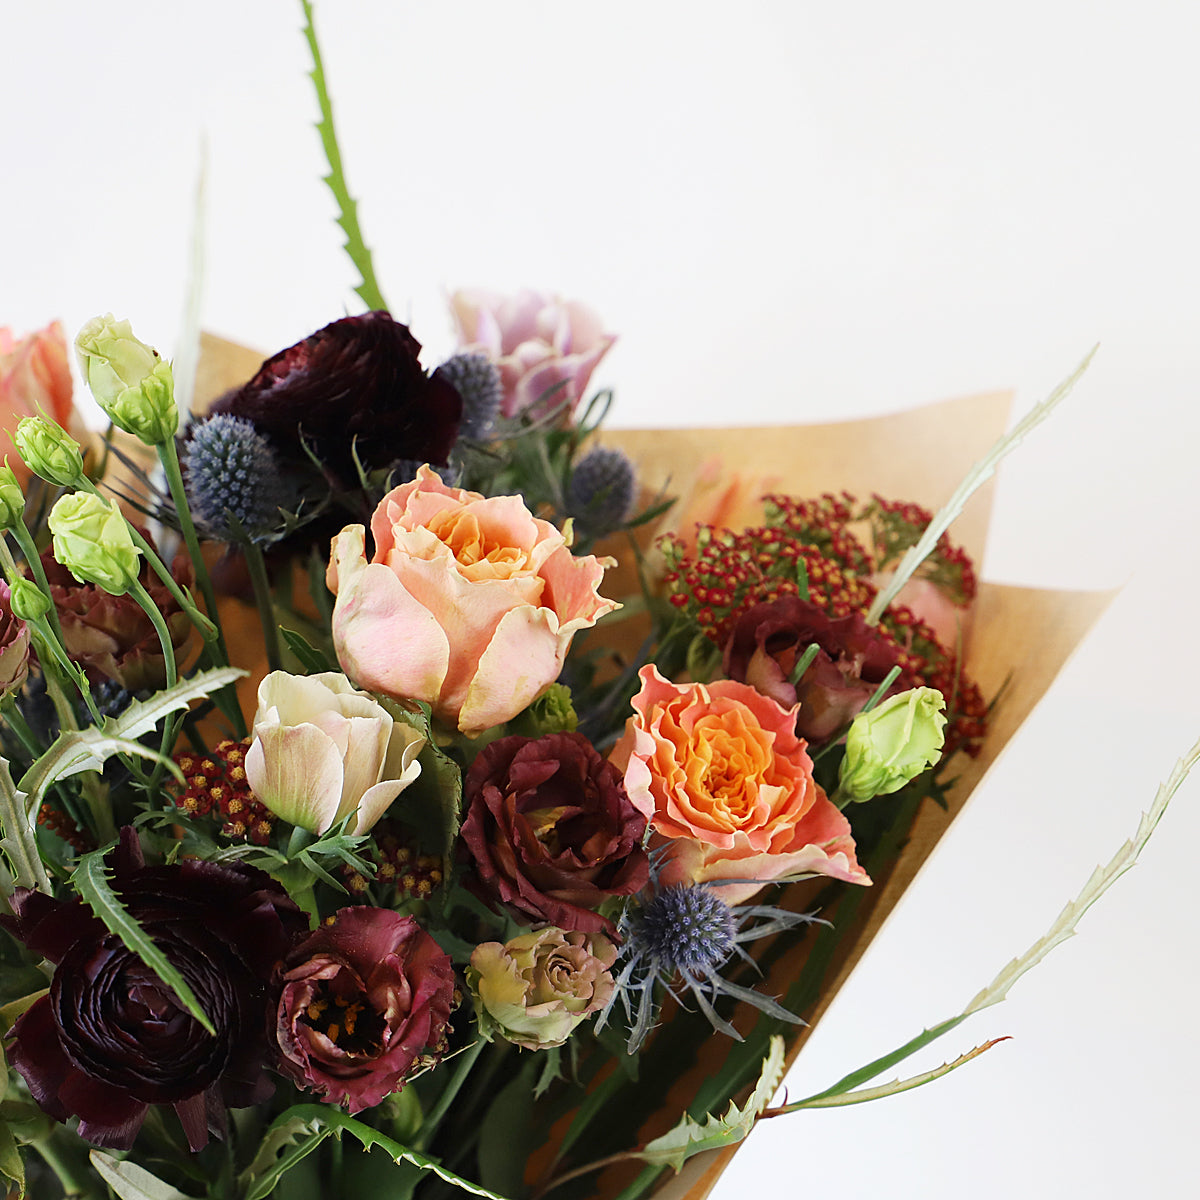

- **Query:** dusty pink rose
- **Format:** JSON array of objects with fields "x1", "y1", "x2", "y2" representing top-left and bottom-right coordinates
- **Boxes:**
[
  {"x1": 450, "y1": 289, "x2": 615, "y2": 419},
  {"x1": 611, "y1": 665, "x2": 870, "y2": 904},
  {"x1": 327, "y1": 466, "x2": 618, "y2": 735},
  {"x1": 0, "y1": 322, "x2": 75, "y2": 482}
]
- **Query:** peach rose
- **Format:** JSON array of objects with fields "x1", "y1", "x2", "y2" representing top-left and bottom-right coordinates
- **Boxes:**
[
  {"x1": 450, "y1": 289, "x2": 615, "y2": 420},
  {"x1": 327, "y1": 466, "x2": 619, "y2": 735},
  {"x1": 611, "y1": 665, "x2": 870, "y2": 904},
  {"x1": 0, "y1": 321, "x2": 75, "y2": 482}
]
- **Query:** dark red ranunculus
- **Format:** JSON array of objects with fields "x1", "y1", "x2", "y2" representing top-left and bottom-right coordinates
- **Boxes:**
[
  {"x1": 459, "y1": 732, "x2": 649, "y2": 934},
  {"x1": 273, "y1": 907, "x2": 455, "y2": 1112},
  {"x1": 723, "y1": 596, "x2": 911, "y2": 742},
  {"x1": 209, "y1": 311, "x2": 462, "y2": 490},
  {"x1": 0, "y1": 829, "x2": 306, "y2": 1151},
  {"x1": 41, "y1": 527, "x2": 194, "y2": 691}
]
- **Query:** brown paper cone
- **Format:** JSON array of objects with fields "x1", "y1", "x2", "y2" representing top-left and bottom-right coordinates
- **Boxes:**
[{"x1": 191, "y1": 335, "x2": 1111, "y2": 1200}]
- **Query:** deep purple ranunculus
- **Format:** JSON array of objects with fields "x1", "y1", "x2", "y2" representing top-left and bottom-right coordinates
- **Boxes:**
[
  {"x1": 273, "y1": 907, "x2": 456, "y2": 1113},
  {"x1": 459, "y1": 732, "x2": 649, "y2": 935},
  {"x1": 1, "y1": 829, "x2": 306, "y2": 1152},
  {"x1": 723, "y1": 596, "x2": 911, "y2": 742},
  {"x1": 209, "y1": 311, "x2": 462, "y2": 490}
]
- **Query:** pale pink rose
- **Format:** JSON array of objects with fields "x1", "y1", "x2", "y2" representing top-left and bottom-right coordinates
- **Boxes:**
[
  {"x1": 610, "y1": 665, "x2": 870, "y2": 904},
  {"x1": 327, "y1": 466, "x2": 619, "y2": 735},
  {"x1": 450, "y1": 288, "x2": 615, "y2": 419},
  {"x1": 0, "y1": 322, "x2": 75, "y2": 482}
]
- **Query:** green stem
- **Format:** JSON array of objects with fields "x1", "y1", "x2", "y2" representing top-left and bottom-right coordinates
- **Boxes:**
[
  {"x1": 33, "y1": 1130, "x2": 106, "y2": 1198},
  {"x1": 413, "y1": 1038, "x2": 485, "y2": 1152},
  {"x1": 3, "y1": 520, "x2": 67, "y2": 647},
  {"x1": 1, "y1": 694, "x2": 43, "y2": 759},
  {"x1": 241, "y1": 538, "x2": 282, "y2": 673},
  {"x1": 128, "y1": 578, "x2": 179, "y2": 791}
]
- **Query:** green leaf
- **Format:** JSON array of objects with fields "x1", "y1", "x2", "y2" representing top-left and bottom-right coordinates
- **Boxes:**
[
  {"x1": 0, "y1": 1123, "x2": 24, "y2": 1200},
  {"x1": 248, "y1": 1104, "x2": 513, "y2": 1200},
  {"x1": 867, "y1": 346, "x2": 1095, "y2": 624},
  {"x1": 18, "y1": 667, "x2": 246, "y2": 798},
  {"x1": 635, "y1": 1035, "x2": 786, "y2": 1173},
  {"x1": 71, "y1": 847, "x2": 215, "y2": 1036},
  {"x1": 279, "y1": 626, "x2": 336, "y2": 674},
  {"x1": 381, "y1": 701, "x2": 462, "y2": 859},
  {"x1": 477, "y1": 1061, "x2": 539, "y2": 1198},
  {"x1": 299, "y1": 0, "x2": 388, "y2": 312},
  {"x1": 89, "y1": 1150, "x2": 195, "y2": 1200},
  {"x1": 240, "y1": 1113, "x2": 330, "y2": 1200},
  {"x1": 0, "y1": 757, "x2": 50, "y2": 893}
]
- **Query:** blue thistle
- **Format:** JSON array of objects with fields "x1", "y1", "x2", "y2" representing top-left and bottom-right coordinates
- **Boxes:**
[
  {"x1": 566, "y1": 446, "x2": 636, "y2": 535},
  {"x1": 598, "y1": 867, "x2": 823, "y2": 1053},
  {"x1": 389, "y1": 458, "x2": 463, "y2": 489},
  {"x1": 184, "y1": 415, "x2": 286, "y2": 542},
  {"x1": 436, "y1": 351, "x2": 503, "y2": 442}
]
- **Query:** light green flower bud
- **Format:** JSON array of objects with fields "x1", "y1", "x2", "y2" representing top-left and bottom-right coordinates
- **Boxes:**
[
  {"x1": 0, "y1": 462, "x2": 25, "y2": 529},
  {"x1": 75, "y1": 315, "x2": 178, "y2": 445},
  {"x1": 509, "y1": 683, "x2": 578, "y2": 738},
  {"x1": 467, "y1": 927, "x2": 617, "y2": 1051},
  {"x1": 7, "y1": 578, "x2": 51, "y2": 623},
  {"x1": 838, "y1": 686, "x2": 947, "y2": 803},
  {"x1": 47, "y1": 493, "x2": 142, "y2": 595},
  {"x1": 13, "y1": 417, "x2": 86, "y2": 488}
]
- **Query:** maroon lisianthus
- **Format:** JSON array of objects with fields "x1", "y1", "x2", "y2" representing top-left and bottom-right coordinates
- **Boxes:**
[
  {"x1": 41, "y1": 528, "x2": 194, "y2": 691},
  {"x1": 209, "y1": 311, "x2": 462, "y2": 490},
  {"x1": 273, "y1": 907, "x2": 455, "y2": 1112},
  {"x1": 459, "y1": 732, "x2": 649, "y2": 934},
  {"x1": 0, "y1": 829, "x2": 306, "y2": 1152},
  {"x1": 723, "y1": 596, "x2": 911, "y2": 742}
]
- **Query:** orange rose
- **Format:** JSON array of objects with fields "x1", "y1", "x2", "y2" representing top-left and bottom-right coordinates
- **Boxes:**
[{"x1": 611, "y1": 665, "x2": 870, "y2": 904}]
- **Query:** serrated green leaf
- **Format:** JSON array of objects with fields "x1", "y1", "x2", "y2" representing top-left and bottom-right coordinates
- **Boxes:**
[
  {"x1": 240, "y1": 1113, "x2": 329, "y2": 1200},
  {"x1": 0, "y1": 757, "x2": 50, "y2": 893},
  {"x1": 380, "y1": 700, "x2": 461, "y2": 860},
  {"x1": 249, "y1": 1104, "x2": 513, "y2": 1200},
  {"x1": 636, "y1": 1035, "x2": 786, "y2": 1173},
  {"x1": 279, "y1": 626, "x2": 335, "y2": 674},
  {"x1": 299, "y1": 0, "x2": 388, "y2": 312},
  {"x1": 18, "y1": 667, "x2": 245, "y2": 799},
  {"x1": 71, "y1": 848, "x2": 215, "y2": 1035},
  {"x1": 89, "y1": 1150, "x2": 195, "y2": 1200}
]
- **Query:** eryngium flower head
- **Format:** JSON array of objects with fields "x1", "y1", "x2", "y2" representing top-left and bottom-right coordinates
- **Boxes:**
[
  {"x1": 184, "y1": 414, "x2": 286, "y2": 542},
  {"x1": 209, "y1": 311, "x2": 462, "y2": 492},
  {"x1": 434, "y1": 351, "x2": 503, "y2": 442},
  {"x1": 0, "y1": 828, "x2": 307, "y2": 1151},
  {"x1": 273, "y1": 907, "x2": 456, "y2": 1112},
  {"x1": 566, "y1": 445, "x2": 636, "y2": 535},
  {"x1": 600, "y1": 871, "x2": 822, "y2": 1053}
]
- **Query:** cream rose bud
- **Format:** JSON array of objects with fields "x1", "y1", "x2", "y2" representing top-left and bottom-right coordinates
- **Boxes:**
[
  {"x1": 467, "y1": 927, "x2": 617, "y2": 1051},
  {"x1": 75, "y1": 315, "x2": 177, "y2": 445},
  {"x1": 245, "y1": 671, "x2": 425, "y2": 835},
  {"x1": 838, "y1": 686, "x2": 947, "y2": 804}
]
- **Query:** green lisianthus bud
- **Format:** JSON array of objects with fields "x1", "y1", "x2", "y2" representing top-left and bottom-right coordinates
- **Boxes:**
[
  {"x1": 8, "y1": 578, "x2": 51, "y2": 622},
  {"x1": 47, "y1": 492, "x2": 142, "y2": 595},
  {"x1": 75, "y1": 315, "x2": 178, "y2": 445},
  {"x1": 509, "y1": 683, "x2": 578, "y2": 738},
  {"x1": 838, "y1": 686, "x2": 947, "y2": 803},
  {"x1": 0, "y1": 462, "x2": 25, "y2": 528},
  {"x1": 13, "y1": 417, "x2": 86, "y2": 488}
]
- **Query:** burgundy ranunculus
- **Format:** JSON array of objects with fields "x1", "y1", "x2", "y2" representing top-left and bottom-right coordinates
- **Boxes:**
[
  {"x1": 723, "y1": 596, "x2": 911, "y2": 742},
  {"x1": 273, "y1": 907, "x2": 455, "y2": 1112},
  {"x1": 0, "y1": 829, "x2": 306, "y2": 1151},
  {"x1": 459, "y1": 732, "x2": 649, "y2": 934},
  {"x1": 209, "y1": 311, "x2": 462, "y2": 490},
  {"x1": 41, "y1": 528, "x2": 194, "y2": 691}
]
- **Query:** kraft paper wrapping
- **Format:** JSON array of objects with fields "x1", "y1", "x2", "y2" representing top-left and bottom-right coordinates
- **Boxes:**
[{"x1": 191, "y1": 334, "x2": 1111, "y2": 1200}]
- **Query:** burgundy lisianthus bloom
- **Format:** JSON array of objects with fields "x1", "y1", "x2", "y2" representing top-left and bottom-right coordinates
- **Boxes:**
[
  {"x1": 459, "y1": 732, "x2": 649, "y2": 935},
  {"x1": 273, "y1": 907, "x2": 455, "y2": 1112},
  {"x1": 0, "y1": 828, "x2": 306, "y2": 1152},
  {"x1": 209, "y1": 311, "x2": 462, "y2": 491},
  {"x1": 41, "y1": 528, "x2": 194, "y2": 691},
  {"x1": 723, "y1": 596, "x2": 911, "y2": 742}
]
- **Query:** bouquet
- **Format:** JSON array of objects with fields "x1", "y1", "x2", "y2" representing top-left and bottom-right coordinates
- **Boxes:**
[{"x1": 0, "y1": 7, "x2": 1192, "y2": 1200}]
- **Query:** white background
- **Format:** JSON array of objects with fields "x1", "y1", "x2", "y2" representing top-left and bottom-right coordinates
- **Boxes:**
[{"x1": 4, "y1": 2, "x2": 1198, "y2": 1195}]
